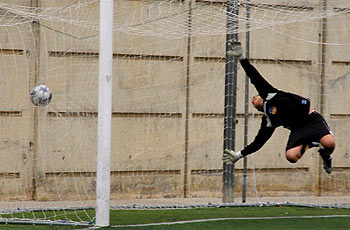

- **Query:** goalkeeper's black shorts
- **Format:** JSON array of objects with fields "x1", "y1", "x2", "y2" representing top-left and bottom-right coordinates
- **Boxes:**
[{"x1": 286, "y1": 111, "x2": 332, "y2": 151}]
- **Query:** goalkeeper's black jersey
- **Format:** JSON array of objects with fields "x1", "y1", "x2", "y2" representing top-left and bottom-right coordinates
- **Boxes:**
[{"x1": 240, "y1": 59, "x2": 311, "y2": 156}]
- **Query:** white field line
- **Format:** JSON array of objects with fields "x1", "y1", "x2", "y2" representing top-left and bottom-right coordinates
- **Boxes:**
[{"x1": 109, "y1": 215, "x2": 350, "y2": 228}]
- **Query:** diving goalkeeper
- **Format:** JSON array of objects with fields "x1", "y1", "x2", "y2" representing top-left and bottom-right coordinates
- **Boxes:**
[{"x1": 222, "y1": 41, "x2": 335, "y2": 174}]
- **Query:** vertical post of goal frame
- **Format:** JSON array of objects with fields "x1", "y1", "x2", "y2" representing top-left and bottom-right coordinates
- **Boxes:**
[
  {"x1": 223, "y1": 0, "x2": 239, "y2": 203},
  {"x1": 96, "y1": 0, "x2": 114, "y2": 227},
  {"x1": 317, "y1": 0, "x2": 328, "y2": 196},
  {"x1": 242, "y1": 0, "x2": 250, "y2": 203}
]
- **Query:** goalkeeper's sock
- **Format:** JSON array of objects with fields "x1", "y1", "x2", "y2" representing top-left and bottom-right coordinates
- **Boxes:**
[
  {"x1": 319, "y1": 148, "x2": 332, "y2": 174},
  {"x1": 301, "y1": 142, "x2": 320, "y2": 155}
]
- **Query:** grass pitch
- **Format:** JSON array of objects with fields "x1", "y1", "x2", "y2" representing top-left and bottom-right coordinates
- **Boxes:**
[{"x1": 1, "y1": 206, "x2": 350, "y2": 229}]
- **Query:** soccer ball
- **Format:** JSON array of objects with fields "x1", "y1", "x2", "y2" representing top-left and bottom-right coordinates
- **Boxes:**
[{"x1": 30, "y1": 85, "x2": 52, "y2": 107}]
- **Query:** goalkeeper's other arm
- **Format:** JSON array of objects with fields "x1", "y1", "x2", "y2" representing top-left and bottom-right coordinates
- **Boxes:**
[{"x1": 223, "y1": 149, "x2": 243, "y2": 164}]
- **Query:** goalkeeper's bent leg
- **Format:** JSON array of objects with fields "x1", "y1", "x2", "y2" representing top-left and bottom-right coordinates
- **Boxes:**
[{"x1": 285, "y1": 146, "x2": 303, "y2": 163}]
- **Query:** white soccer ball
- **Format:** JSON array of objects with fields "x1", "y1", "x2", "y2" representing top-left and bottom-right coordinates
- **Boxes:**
[{"x1": 30, "y1": 85, "x2": 52, "y2": 107}]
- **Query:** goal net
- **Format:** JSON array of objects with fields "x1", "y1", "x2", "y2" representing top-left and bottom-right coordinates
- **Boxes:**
[{"x1": 0, "y1": 0, "x2": 349, "y2": 226}]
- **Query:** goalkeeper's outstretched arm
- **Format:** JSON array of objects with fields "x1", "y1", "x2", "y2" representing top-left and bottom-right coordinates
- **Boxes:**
[
  {"x1": 227, "y1": 41, "x2": 278, "y2": 99},
  {"x1": 240, "y1": 117, "x2": 275, "y2": 156},
  {"x1": 223, "y1": 117, "x2": 275, "y2": 164}
]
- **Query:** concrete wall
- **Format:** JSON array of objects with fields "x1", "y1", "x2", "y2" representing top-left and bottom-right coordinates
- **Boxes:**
[{"x1": 0, "y1": 0, "x2": 349, "y2": 202}]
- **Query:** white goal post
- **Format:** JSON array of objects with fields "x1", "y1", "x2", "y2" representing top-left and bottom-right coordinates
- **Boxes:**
[{"x1": 96, "y1": 0, "x2": 114, "y2": 227}]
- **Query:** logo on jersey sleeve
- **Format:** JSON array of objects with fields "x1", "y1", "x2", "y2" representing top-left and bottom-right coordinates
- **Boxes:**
[
  {"x1": 301, "y1": 99, "x2": 308, "y2": 105},
  {"x1": 269, "y1": 106, "x2": 277, "y2": 114}
]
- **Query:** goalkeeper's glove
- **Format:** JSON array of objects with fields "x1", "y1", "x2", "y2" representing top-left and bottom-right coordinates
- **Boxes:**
[
  {"x1": 223, "y1": 149, "x2": 243, "y2": 164},
  {"x1": 227, "y1": 41, "x2": 245, "y2": 60}
]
